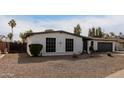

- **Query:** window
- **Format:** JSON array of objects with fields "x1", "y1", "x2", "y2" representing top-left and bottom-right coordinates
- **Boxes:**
[
  {"x1": 65, "y1": 39, "x2": 73, "y2": 52},
  {"x1": 46, "y1": 38, "x2": 56, "y2": 52}
]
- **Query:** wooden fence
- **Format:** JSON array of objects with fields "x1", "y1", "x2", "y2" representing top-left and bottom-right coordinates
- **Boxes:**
[
  {"x1": 0, "y1": 42, "x2": 27, "y2": 54},
  {"x1": 9, "y1": 42, "x2": 27, "y2": 53},
  {"x1": 0, "y1": 42, "x2": 8, "y2": 54}
]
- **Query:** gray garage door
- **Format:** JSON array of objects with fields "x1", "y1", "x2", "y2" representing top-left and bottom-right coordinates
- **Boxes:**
[{"x1": 98, "y1": 42, "x2": 113, "y2": 52}]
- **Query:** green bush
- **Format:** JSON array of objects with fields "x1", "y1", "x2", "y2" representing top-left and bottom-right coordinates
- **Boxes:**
[
  {"x1": 72, "y1": 53, "x2": 79, "y2": 58},
  {"x1": 107, "y1": 52, "x2": 113, "y2": 57},
  {"x1": 29, "y1": 44, "x2": 43, "y2": 56}
]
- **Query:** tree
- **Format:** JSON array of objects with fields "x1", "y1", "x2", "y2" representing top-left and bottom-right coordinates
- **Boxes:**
[
  {"x1": 88, "y1": 29, "x2": 92, "y2": 37},
  {"x1": 19, "y1": 29, "x2": 33, "y2": 43},
  {"x1": 109, "y1": 32, "x2": 115, "y2": 37},
  {"x1": 88, "y1": 27, "x2": 104, "y2": 38},
  {"x1": 19, "y1": 33, "x2": 25, "y2": 43},
  {"x1": 25, "y1": 29, "x2": 33, "y2": 36},
  {"x1": 8, "y1": 19, "x2": 16, "y2": 41},
  {"x1": 74, "y1": 24, "x2": 81, "y2": 35},
  {"x1": 0, "y1": 35, "x2": 5, "y2": 40},
  {"x1": 7, "y1": 33, "x2": 13, "y2": 42},
  {"x1": 92, "y1": 27, "x2": 96, "y2": 37},
  {"x1": 104, "y1": 33, "x2": 110, "y2": 38},
  {"x1": 95, "y1": 29, "x2": 99, "y2": 37},
  {"x1": 0, "y1": 35, "x2": 6, "y2": 42},
  {"x1": 0, "y1": 39, "x2": 2, "y2": 42},
  {"x1": 119, "y1": 32, "x2": 123, "y2": 36}
]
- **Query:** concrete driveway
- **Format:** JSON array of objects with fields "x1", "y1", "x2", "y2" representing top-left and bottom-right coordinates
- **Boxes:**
[{"x1": 107, "y1": 69, "x2": 124, "y2": 78}]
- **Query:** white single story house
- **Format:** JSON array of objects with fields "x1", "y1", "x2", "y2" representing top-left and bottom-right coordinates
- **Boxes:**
[
  {"x1": 26, "y1": 30, "x2": 124, "y2": 56},
  {"x1": 26, "y1": 30, "x2": 91, "y2": 56}
]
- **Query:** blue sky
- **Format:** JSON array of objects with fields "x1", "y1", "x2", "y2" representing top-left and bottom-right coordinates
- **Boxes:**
[{"x1": 0, "y1": 15, "x2": 124, "y2": 40}]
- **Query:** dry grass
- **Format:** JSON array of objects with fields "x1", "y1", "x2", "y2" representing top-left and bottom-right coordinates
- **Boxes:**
[{"x1": 0, "y1": 53, "x2": 124, "y2": 78}]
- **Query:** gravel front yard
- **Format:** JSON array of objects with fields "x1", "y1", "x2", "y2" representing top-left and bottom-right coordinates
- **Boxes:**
[{"x1": 0, "y1": 53, "x2": 124, "y2": 78}]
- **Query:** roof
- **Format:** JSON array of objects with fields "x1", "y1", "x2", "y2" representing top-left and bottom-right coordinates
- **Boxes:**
[
  {"x1": 26, "y1": 30, "x2": 92, "y2": 40},
  {"x1": 91, "y1": 37, "x2": 124, "y2": 43},
  {"x1": 91, "y1": 37, "x2": 117, "y2": 41},
  {"x1": 116, "y1": 39, "x2": 124, "y2": 43}
]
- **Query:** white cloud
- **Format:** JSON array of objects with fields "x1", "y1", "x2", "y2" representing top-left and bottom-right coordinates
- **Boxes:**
[{"x1": 0, "y1": 15, "x2": 124, "y2": 40}]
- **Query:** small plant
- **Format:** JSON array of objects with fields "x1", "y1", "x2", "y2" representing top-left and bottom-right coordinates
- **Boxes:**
[
  {"x1": 107, "y1": 52, "x2": 113, "y2": 57},
  {"x1": 29, "y1": 44, "x2": 43, "y2": 56},
  {"x1": 72, "y1": 53, "x2": 79, "y2": 58}
]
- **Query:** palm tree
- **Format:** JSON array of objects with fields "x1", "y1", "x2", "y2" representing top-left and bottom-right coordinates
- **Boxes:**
[
  {"x1": 7, "y1": 33, "x2": 13, "y2": 42},
  {"x1": 8, "y1": 19, "x2": 16, "y2": 41}
]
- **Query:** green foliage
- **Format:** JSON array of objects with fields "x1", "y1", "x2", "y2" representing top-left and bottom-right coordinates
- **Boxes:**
[
  {"x1": 72, "y1": 53, "x2": 79, "y2": 58},
  {"x1": 109, "y1": 32, "x2": 116, "y2": 37},
  {"x1": 8, "y1": 19, "x2": 16, "y2": 29},
  {"x1": 19, "y1": 33, "x2": 25, "y2": 40},
  {"x1": 95, "y1": 29, "x2": 99, "y2": 37},
  {"x1": 107, "y1": 52, "x2": 113, "y2": 57},
  {"x1": 25, "y1": 29, "x2": 33, "y2": 36},
  {"x1": 88, "y1": 27, "x2": 104, "y2": 38},
  {"x1": 104, "y1": 34, "x2": 110, "y2": 38},
  {"x1": 7, "y1": 33, "x2": 13, "y2": 41},
  {"x1": 8, "y1": 19, "x2": 16, "y2": 41},
  {"x1": 29, "y1": 44, "x2": 43, "y2": 56},
  {"x1": 119, "y1": 32, "x2": 122, "y2": 36},
  {"x1": 0, "y1": 39, "x2": 2, "y2": 42},
  {"x1": 92, "y1": 27, "x2": 95, "y2": 36},
  {"x1": 0, "y1": 35, "x2": 5, "y2": 40},
  {"x1": 19, "y1": 29, "x2": 33, "y2": 42},
  {"x1": 74, "y1": 24, "x2": 81, "y2": 35}
]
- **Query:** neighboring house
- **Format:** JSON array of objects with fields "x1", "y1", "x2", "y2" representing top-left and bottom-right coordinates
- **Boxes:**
[
  {"x1": 26, "y1": 30, "x2": 91, "y2": 56},
  {"x1": 87, "y1": 38, "x2": 116, "y2": 53}
]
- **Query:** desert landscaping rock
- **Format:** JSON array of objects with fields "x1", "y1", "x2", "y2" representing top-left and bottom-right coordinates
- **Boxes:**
[
  {"x1": 0, "y1": 73, "x2": 15, "y2": 78},
  {"x1": 0, "y1": 53, "x2": 124, "y2": 78}
]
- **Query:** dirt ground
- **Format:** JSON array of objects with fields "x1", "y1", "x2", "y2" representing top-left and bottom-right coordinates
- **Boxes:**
[{"x1": 0, "y1": 53, "x2": 124, "y2": 78}]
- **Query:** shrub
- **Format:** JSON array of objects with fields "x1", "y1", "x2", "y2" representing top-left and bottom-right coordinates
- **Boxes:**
[
  {"x1": 72, "y1": 53, "x2": 79, "y2": 58},
  {"x1": 29, "y1": 44, "x2": 43, "y2": 56},
  {"x1": 107, "y1": 52, "x2": 113, "y2": 57}
]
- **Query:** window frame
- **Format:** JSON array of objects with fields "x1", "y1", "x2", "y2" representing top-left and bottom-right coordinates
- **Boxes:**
[
  {"x1": 65, "y1": 38, "x2": 74, "y2": 52},
  {"x1": 46, "y1": 38, "x2": 56, "y2": 52}
]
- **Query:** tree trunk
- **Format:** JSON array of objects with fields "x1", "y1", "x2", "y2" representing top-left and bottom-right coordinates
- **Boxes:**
[{"x1": 12, "y1": 28, "x2": 13, "y2": 42}]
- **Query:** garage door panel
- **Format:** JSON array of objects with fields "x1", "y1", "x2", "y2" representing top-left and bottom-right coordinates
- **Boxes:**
[{"x1": 98, "y1": 42, "x2": 112, "y2": 52}]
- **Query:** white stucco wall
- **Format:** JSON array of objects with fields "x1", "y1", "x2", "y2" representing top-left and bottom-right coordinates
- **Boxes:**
[
  {"x1": 115, "y1": 42, "x2": 124, "y2": 51},
  {"x1": 87, "y1": 40, "x2": 116, "y2": 53},
  {"x1": 27, "y1": 32, "x2": 83, "y2": 56}
]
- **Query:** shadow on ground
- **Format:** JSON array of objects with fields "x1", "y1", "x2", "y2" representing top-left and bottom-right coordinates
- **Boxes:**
[{"x1": 18, "y1": 53, "x2": 102, "y2": 64}]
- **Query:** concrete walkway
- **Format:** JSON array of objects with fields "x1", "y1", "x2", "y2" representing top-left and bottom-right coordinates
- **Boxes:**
[
  {"x1": 0, "y1": 54, "x2": 5, "y2": 59},
  {"x1": 107, "y1": 69, "x2": 124, "y2": 78}
]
